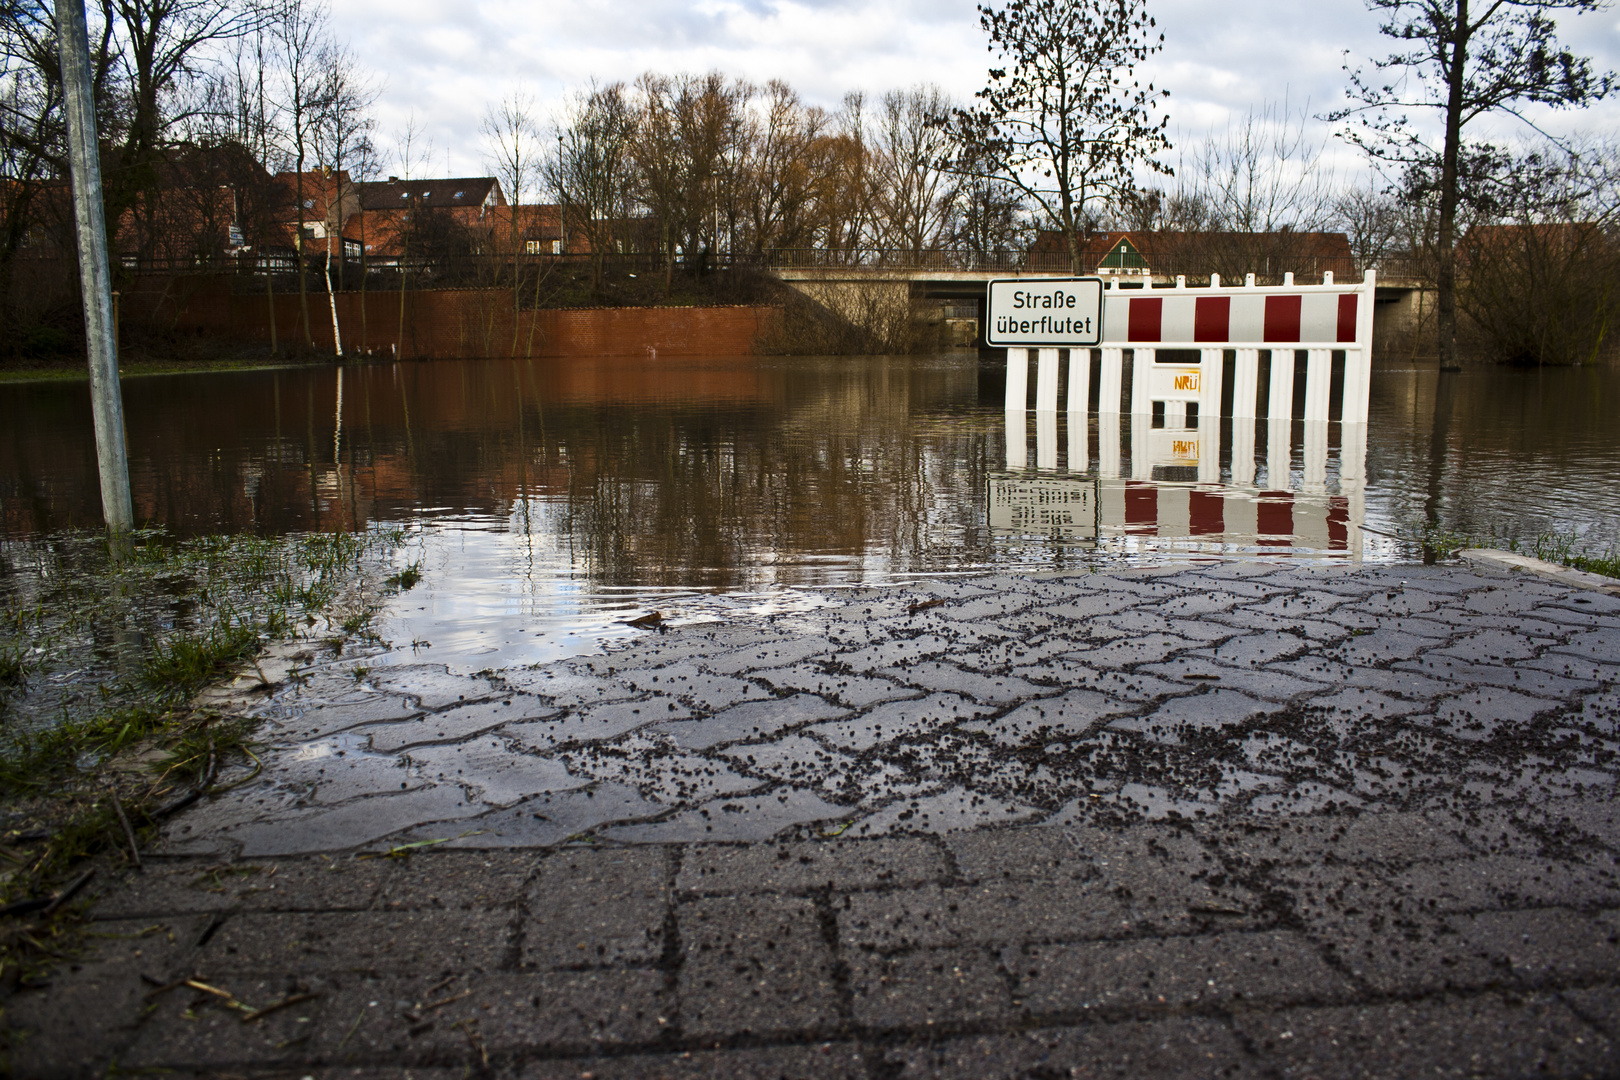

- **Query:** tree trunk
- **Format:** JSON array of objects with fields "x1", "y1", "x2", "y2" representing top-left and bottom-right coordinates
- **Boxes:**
[
  {"x1": 265, "y1": 263, "x2": 278, "y2": 355},
  {"x1": 1435, "y1": 0, "x2": 1469, "y2": 370},
  {"x1": 325, "y1": 232, "x2": 342, "y2": 358},
  {"x1": 295, "y1": 167, "x2": 312, "y2": 349}
]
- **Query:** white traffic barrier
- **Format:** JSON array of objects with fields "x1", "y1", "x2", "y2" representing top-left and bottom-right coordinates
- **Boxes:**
[{"x1": 1005, "y1": 270, "x2": 1377, "y2": 424}]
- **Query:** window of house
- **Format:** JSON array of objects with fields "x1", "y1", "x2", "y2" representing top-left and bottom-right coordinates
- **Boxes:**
[
  {"x1": 525, "y1": 240, "x2": 543, "y2": 255},
  {"x1": 303, "y1": 199, "x2": 314, "y2": 209},
  {"x1": 552, "y1": 240, "x2": 562, "y2": 254},
  {"x1": 454, "y1": 191, "x2": 464, "y2": 199}
]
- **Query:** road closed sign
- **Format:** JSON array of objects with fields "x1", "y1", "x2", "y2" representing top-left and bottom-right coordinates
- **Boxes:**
[{"x1": 985, "y1": 277, "x2": 1104, "y2": 347}]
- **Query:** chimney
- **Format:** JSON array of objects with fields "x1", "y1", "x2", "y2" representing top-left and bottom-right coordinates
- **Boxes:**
[{"x1": 388, "y1": 176, "x2": 398, "y2": 183}]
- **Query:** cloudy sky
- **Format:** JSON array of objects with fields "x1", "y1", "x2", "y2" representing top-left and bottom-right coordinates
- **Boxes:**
[{"x1": 329, "y1": 0, "x2": 1620, "y2": 186}]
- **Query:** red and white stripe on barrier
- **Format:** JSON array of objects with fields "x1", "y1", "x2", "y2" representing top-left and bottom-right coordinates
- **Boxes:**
[{"x1": 1006, "y1": 270, "x2": 1377, "y2": 424}]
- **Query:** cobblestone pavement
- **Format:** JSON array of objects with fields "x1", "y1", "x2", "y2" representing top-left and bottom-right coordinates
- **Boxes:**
[{"x1": 6, "y1": 558, "x2": 1620, "y2": 1078}]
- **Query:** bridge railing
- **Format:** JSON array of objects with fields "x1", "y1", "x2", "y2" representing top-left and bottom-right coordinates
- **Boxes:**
[{"x1": 765, "y1": 248, "x2": 1429, "y2": 284}]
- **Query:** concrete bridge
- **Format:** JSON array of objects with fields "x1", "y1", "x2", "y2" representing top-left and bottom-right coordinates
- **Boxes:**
[{"x1": 768, "y1": 251, "x2": 1430, "y2": 353}]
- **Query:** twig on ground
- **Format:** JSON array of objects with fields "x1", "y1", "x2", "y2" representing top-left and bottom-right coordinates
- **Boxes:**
[
  {"x1": 240, "y1": 991, "x2": 320, "y2": 1023},
  {"x1": 41, "y1": 868, "x2": 95, "y2": 916},
  {"x1": 108, "y1": 787, "x2": 142, "y2": 871}
]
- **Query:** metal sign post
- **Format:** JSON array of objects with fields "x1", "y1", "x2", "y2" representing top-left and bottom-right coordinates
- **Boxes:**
[{"x1": 57, "y1": 0, "x2": 133, "y2": 534}]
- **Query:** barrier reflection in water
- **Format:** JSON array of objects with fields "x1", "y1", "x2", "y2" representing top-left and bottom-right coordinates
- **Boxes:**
[{"x1": 997, "y1": 407, "x2": 1367, "y2": 557}]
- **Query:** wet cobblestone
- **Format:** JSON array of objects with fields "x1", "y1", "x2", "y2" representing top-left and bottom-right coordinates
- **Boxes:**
[{"x1": 8, "y1": 559, "x2": 1620, "y2": 1077}]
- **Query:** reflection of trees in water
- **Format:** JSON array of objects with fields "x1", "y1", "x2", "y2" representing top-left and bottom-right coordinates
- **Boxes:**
[
  {"x1": 525, "y1": 359, "x2": 990, "y2": 589},
  {"x1": 1369, "y1": 363, "x2": 1620, "y2": 547}
]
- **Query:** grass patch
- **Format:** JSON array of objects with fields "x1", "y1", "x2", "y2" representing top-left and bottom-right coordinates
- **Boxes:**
[
  {"x1": 1402, "y1": 521, "x2": 1620, "y2": 579},
  {"x1": 0, "y1": 526, "x2": 408, "y2": 991}
]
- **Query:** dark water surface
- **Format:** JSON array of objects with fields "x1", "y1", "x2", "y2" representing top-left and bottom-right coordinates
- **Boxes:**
[{"x1": 3, "y1": 353, "x2": 1618, "y2": 670}]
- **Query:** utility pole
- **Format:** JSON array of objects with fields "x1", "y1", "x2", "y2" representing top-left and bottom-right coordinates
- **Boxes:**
[{"x1": 57, "y1": 0, "x2": 133, "y2": 533}]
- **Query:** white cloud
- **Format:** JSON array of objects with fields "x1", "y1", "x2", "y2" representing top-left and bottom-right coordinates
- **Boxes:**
[{"x1": 331, "y1": 0, "x2": 1620, "y2": 182}]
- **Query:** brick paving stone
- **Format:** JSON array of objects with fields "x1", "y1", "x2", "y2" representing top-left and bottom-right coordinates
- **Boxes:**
[
  {"x1": 371, "y1": 850, "x2": 535, "y2": 909},
  {"x1": 405, "y1": 740, "x2": 584, "y2": 807},
  {"x1": 1039, "y1": 592, "x2": 1145, "y2": 620},
  {"x1": 501, "y1": 667, "x2": 641, "y2": 707},
  {"x1": 215, "y1": 784, "x2": 486, "y2": 858},
  {"x1": 1325, "y1": 628, "x2": 1433, "y2": 666},
  {"x1": 961, "y1": 690, "x2": 1136, "y2": 745},
  {"x1": 367, "y1": 665, "x2": 502, "y2": 710},
  {"x1": 393, "y1": 782, "x2": 664, "y2": 848},
  {"x1": 1139, "y1": 655, "x2": 1323, "y2": 701},
  {"x1": 274, "y1": 695, "x2": 423, "y2": 741},
  {"x1": 1560, "y1": 985, "x2": 1620, "y2": 1039},
  {"x1": 880, "y1": 1016, "x2": 1261, "y2": 1079},
  {"x1": 751, "y1": 663, "x2": 919, "y2": 708},
  {"x1": 600, "y1": 788, "x2": 846, "y2": 842},
  {"x1": 1108, "y1": 689, "x2": 1280, "y2": 745},
  {"x1": 1063, "y1": 634, "x2": 1197, "y2": 669},
  {"x1": 1239, "y1": 994, "x2": 1614, "y2": 1080},
  {"x1": 0, "y1": 915, "x2": 212, "y2": 1079},
  {"x1": 1093, "y1": 610, "x2": 1236, "y2": 642},
  {"x1": 1200, "y1": 809, "x2": 1470, "y2": 867},
  {"x1": 91, "y1": 859, "x2": 335, "y2": 918},
  {"x1": 648, "y1": 694, "x2": 852, "y2": 751},
  {"x1": 803, "y1": 693, "x2": 993, "y2": 752},
  {"x1": 1448, "y1": 906, "x2": 1620, "y2": 984},
  {"x1": 846, "y1": 945, "x2": 1012, "y2": 1027},
  {"x1": 552, "y1": 1044, "x2": 871, "y2": 1079},
  {"x1": 677, "y1": 894, "x2": 840, "y2": 1038},
  {"x1": 841, "y1": 880, "x2": 1125, "y2": 950},
  {"x1": 1010, "y1": 929, "x2": 1354, "y2": 1013},
  {"x1": 358, "y1": 696, "x2": 556, "y2": 753},
  {"x1": 1520, "y1": 796, "x2": 1620, "y2": 850},
  {"x1": 521, "y1": 847, "x2": 669, "y2": 968},
  {"x1": 506, "y1": 697, "x2": 691, "y2": 752},
  {"x1": 849, "y1": 787, "x2": 1042, "y2": 837},
  {"x1": 26, "y1": 562, "x2": 1620, "y2": 1080},
  {"x1": 195, "y1": 908, "x2": 512, "y2": 976},
  {"x1": 1393, "y1": 854, "x2": 1620, "y2": 912},
  {"x1": 1398, "y1": 658, "x2": 1597, "y2": 698},
  {"x1": 1207, "y1": 609, "x2": 1347, "y2": 641},
  {"x1": 699, "y1": 634, "x2": 835, "y2": 675},
  {"x1": 677, "y1": 836, "x2": 946, "y2": 895},
  {"x1": 616, "y1": 664, "x2": 772, "y2": 712},
  {"x1": 878, "y1": 662, "x2": 1049, "y2": 706}
]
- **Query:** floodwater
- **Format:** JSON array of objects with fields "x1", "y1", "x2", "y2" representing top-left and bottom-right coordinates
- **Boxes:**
[{"x1": 2, "y1": 352, "x2": 1618, "y2": 671}]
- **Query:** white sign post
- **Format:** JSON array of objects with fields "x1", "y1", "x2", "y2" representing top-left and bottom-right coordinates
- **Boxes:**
[{"x1": 985, "y1": 278, "x2": 1104, "y2": 348}]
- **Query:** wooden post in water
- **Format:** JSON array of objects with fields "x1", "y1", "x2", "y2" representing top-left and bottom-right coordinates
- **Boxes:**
[{"x1": 57, "y1": 0, "x2": 132, "y2": 533}]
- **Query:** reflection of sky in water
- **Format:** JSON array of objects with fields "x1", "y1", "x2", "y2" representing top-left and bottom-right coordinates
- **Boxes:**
[{"x1": 3, "y1": 355, "x2": 1619, "y2": 672}]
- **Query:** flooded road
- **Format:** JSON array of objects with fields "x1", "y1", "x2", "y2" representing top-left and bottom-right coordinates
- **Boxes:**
[{"x1": 2, "y1": 353, "x2": 1619, "y2": 671}]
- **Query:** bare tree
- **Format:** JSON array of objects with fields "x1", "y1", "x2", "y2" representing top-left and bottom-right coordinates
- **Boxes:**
[
  {"x1": 948, "y1": 0, "x2": 1171, "y2": 273},
  {"x1": 1333, "y1": 181, "x2": 1401, "y2": 268},
  {"x1": 947, "y1": 150, "x2": 1032, "y2": 263},
  {"x1": 1178, "y1": 99, "x2": 1336, "y2": 233},
  {"x1": 732, "y1": 79, "x2": 828, "y2": 255},
  {"x1": 1457, "y1": 138, "x2": 1620, "y2": 363},
  {"x1": 311, "y1": 41, "x2": 374, "y2": 356},
  {"x1": 867, "y1": 85, "x2": 957, "y2": 259},
  {"x1": 482, "y1": 87, "x2": 539, "y2": 349},
  {"x1": 392, "y1": 113, "x2": 430, "y2": 356},
  {"x1": 275, "y1": 0, "x2": 331, "y2": 350},
  {"x1": 1331, "y1": 0, "x2": 1614, "y2": 368},
  {"x1": 546, "y1": 81, "x2": 634, "y2": 291}
]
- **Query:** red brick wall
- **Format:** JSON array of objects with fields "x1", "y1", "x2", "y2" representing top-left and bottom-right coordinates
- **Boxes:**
[{"x1": 117, "y1": 275, "x2": 780, "y2": 358}]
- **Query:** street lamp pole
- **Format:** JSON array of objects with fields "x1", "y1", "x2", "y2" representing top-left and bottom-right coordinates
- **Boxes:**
[{"x1": 57, "y1": 0, "x2": 133, "y2": 534}]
